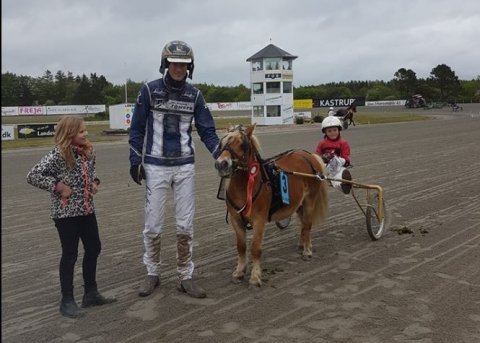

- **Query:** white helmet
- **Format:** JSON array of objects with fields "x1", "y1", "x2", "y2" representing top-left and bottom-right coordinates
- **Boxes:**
[
  {"x1": 329, "y1": 107, "x2": 334, "y2": 110},
  {"x1": 321, "y1": 116, "x2": 342, "y2": 133}
]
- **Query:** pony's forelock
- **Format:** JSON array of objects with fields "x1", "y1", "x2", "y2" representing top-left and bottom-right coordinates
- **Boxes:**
[{"x1": 220, "y1": 124, "x2": 261, "y2": 155}]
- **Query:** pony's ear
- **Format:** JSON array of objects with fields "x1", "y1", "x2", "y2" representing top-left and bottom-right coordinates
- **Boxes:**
[{"x1": 245, "y1": 123, "x2": 256, "y2": 137}]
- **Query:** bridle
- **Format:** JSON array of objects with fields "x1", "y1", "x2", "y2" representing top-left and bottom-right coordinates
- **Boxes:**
[
  {"x1": 219, "y1": 130, "x2": 253, "y2": 173},
  {"x1": 219, "y1": 128, "x2": 264, "y2": 220}
]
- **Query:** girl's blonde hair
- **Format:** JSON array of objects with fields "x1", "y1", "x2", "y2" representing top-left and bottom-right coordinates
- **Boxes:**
[{"x1": 54, "y1": 116, "x2": 92, "y2": 168}]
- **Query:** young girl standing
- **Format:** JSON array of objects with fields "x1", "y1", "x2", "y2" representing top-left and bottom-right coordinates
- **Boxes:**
[{"x1": 27, "y1": 116, "x2": 116, "y2": 318}]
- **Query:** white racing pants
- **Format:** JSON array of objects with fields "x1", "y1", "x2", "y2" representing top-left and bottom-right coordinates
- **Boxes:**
[{"x1": 143, "y1": 163, "x2": 195, "y2": 281}]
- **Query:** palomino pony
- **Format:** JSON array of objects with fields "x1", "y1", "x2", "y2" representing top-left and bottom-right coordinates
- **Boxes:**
[
  {"x1": 335, "y1": 103, "x2": 357, "y2": 128},
  {"x1": 214, "y1": 124, "x2": 329, "y2": 286}
]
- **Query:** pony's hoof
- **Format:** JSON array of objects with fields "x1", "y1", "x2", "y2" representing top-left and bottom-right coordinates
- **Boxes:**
[
  {"x1": 231, "y1": 276, "x2": 243, "y2": 284},
  {"x1": 301, "y1": 253, "x2": 312, "y2": 261},
  {"x1": 249, "y1": 278, "x2": 262, "y2": 287},
  {"x1": 232, "y1": 270, "x2": 245, "y2": 280},
  {"x1": 248, "y1": 283, "x2": 262, "y2": 292}
]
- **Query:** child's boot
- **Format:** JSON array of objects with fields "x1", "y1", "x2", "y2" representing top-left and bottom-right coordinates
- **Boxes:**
[
  {"x1": 81, "y1": 288, "x2": 117, "y2": 308},
  {"x1": 60, "y1": 294, "x2": 84, "y2": 318},
  {"x1": 341, "y1": 169, "x2": 352, "y2": 194}
]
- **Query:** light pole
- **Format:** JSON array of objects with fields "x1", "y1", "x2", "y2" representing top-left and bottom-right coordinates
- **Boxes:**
[{"x1": 125, "y1": 79, "x2": 128, "y2": 105}]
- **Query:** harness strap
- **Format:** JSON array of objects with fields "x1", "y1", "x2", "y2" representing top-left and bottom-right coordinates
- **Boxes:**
[
  {"x1": 225, "y1": 176, "x2": 265, "y2": 214},
  {"x1": 274, "y1": 151, "x2": 325, "y2": 180},
  {"x1": 225, "y1": 173, "x2": 265, "y2": 229}
]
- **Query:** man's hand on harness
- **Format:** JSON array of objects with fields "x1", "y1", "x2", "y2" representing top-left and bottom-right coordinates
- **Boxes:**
[{"x1": 130, "y1": 164, "x2": 146, "y2": 185}]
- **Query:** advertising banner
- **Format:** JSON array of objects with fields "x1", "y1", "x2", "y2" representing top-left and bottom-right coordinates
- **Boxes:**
[
  {"x1": 46, "y1": 105, "x2": 106, "y2": 115},
  {"x1": 17, "y1": 124, "x2": 56, "y2": 139},
  {"x1": 313, "y1": 97, "x2": 366, "y2": 108},
  {"x1": 2, "y1": 125, "x2": 15, "y2": 140},
  {"x1": 365, "y1": 100, "x2": 406, "y2": 106},
  {"x1": 237, "y1": 102, "x2": 252, "y2": 110},
  {"x1": 109, "y1": 103, "x2": 134, "y2": 129},
  {"x1": 1, "y1": 107, "x2": 18, "y2": 116},
  {"x1": 293, "y1": 99, "x2": 313, "y2": 109},
  {"x1": 2, "y1": 105, "x2": 106, "y2": 116},
  {"x1": 124, "y1": 104, "x2": 135, "y2": 129},
  {"x1": 18, "y1": 106, "x2": 45, "y2": 116}
]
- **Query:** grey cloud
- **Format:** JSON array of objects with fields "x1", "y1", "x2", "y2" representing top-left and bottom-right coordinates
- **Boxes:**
[{"x1": 2, "y1": 0, "x2": 479, "y2": 86}]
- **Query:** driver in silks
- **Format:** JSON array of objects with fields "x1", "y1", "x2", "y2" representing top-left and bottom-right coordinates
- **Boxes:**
[
  {"x1": 315, "y1": 116, "x2": 352, "y2": 194},
  {"x1": 128, "y1": 40, "x2": 220, "y2": 299},
  {"x1": 327, "y1": 106, "x2": 336, "y2": 116}
]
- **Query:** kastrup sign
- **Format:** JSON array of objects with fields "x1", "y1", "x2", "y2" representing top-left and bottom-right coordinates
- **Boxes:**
[{"x1": 313, "y1": 97, "x2": 365, "y2": 108}]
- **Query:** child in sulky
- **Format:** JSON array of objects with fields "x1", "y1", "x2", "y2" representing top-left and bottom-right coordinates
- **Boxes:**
[{"x1": 316, "y1": 116, "x2": 352, "y2": 194}]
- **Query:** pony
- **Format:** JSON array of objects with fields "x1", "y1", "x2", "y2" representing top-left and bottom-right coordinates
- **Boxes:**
[
  {"x1": 214, "y1": 124, "x2": 329, "y2": 286},
  {"x1": 335, "y1": 103, "x2": 357, "y2": 128}
]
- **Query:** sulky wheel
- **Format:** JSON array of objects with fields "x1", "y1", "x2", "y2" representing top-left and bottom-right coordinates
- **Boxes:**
[{"x1": 366, "y1": 193, "x2": 387, "y2": 240}]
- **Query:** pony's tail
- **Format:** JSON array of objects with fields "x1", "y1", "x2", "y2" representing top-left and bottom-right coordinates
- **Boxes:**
[{"x1": 312, "y1": 153, "x2": 329, "y2": 225}]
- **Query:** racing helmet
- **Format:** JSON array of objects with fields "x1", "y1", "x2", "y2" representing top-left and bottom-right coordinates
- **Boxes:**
[
  {"x1": 159, "y1": 40, "x2": 195, "y2": 79},
  {"x1": 321, "y1": 116, "x2": 342, "y2": 133}
]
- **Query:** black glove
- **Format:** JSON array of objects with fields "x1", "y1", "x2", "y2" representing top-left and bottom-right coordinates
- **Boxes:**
[
  {"x1": 321, "y1": 153, "x2": 333, "y2": 163},
  {"x1": 130, "y1": 164, "x2": 146, "y2": 185}
]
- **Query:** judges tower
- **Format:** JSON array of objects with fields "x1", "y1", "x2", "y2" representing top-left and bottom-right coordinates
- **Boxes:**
[{"x1": 246, "y1": 44, "x2": 297, "y2": 125}]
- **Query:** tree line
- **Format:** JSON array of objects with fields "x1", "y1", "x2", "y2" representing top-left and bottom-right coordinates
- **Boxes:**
[{"x1": 2, "y1": 64, "x2": 479, "y2": 107}]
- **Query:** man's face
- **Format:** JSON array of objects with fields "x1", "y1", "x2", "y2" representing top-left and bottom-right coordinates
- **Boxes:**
[{"x1": 168, "y1": 62, "x2": 188, "y2": 81}]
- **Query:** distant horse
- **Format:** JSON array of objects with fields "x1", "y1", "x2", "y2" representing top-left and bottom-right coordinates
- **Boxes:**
[
  {"x1": 335, "y1": 103, "x2": 357, "y2": 129},
  {"x1": 214, "y1": 124, "x2": 329, "y2": 286}
]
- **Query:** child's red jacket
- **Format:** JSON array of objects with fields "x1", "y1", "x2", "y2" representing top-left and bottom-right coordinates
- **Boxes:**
[{"x1": 315, "y1": 136, "x2": 351, "y2": 166}]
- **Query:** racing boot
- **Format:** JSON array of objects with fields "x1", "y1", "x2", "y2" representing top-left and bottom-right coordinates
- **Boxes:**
[
  {"x1": 81, "y1": 288, "x2": 117, "y2": 308},
  {"x1": 60, "y1": 294, "x2": 84, "y2": 318},
  {"x1": 341, "y1": 169, "x2": 352, "y2": 195},
  {"x1": 178, "y1": 278, "x2": 207, "y2": 298},
  {"x1": 138, "y1": 275, "x2": 160, "y2": 297}
]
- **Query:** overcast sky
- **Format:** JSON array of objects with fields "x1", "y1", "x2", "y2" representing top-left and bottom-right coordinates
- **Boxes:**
[{"x1": 2, "y1": 0, "x2": 479, "y2": 87}]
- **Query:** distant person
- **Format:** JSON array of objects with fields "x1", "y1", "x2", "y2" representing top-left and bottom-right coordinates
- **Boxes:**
[
  {"x1": 27, "y1": 116, "x2": 116, "y2": 318},
  {"x1": 327, "y1": 106, "x2": 336, "y2": 116},
  {"x1": 315, "y1": 116, "x2": 352, "y2": 194},
  {"x1": 129, "y1": 40, "x2": 220, "y2": 298}
]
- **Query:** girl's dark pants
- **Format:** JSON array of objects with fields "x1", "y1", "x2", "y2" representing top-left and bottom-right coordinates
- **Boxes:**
[{"x1": 53, "y1": 214, "x2": 101, "y2": 296}]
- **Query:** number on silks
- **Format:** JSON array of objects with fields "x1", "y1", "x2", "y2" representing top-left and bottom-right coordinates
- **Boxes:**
[{"x1": 280, "y1": 171, "x2": 289, "y2": 205}]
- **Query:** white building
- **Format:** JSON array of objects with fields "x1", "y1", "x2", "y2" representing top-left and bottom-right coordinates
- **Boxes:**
[{"x1": 246, "y1": 44, "x2": 297, "y2": 125}]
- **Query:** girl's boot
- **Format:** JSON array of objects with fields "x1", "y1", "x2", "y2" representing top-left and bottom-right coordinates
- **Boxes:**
[
  {"x1": 60, "y1": 294, "x2": 84, "y2": 318},
  {"x1": 81, "y1": 287, "x2": 117, "y2": 308}
]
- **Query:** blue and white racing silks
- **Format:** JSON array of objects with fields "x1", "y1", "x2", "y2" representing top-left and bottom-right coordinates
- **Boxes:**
[{"x1": 129, "y1": 78, "x2": 220, "y2": 167}]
